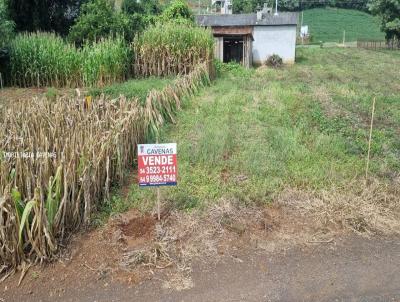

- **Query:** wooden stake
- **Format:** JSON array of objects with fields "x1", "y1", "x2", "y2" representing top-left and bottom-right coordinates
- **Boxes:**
[
  {"x1": 365, "y1": 97, "x2": 376, "y2": 183},
  {"x1": 342, "y1": 30, "x2": 346, "y2": 46},
  {"x1": 157, "y1": 187, "x2": 161, "y2": 220},
  {"x1": 301, "y1": 11, "x2": 304, "y2": 45},
  {"x1": 156, "y1": 134, "x2": 161, "y2": 220}
]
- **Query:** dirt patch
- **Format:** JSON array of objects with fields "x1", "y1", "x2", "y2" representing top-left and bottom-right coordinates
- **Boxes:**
[
  {"x1": 220, "y1": 168, "x2": 229, "y2": 183},
  {"x1": 119, "y1": 215, "x2": 155, "y2": 238},
  {"x1": 1, "y1": 209, "x2": 159, "y2": 300},
  {"x1": 2, "y1": 179, "x2": 399, "y2": 299}
]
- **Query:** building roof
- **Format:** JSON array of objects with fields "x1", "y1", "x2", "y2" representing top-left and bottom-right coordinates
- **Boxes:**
[{"x1": 196, "y1": 12, "x2": 298, "y2": 27}]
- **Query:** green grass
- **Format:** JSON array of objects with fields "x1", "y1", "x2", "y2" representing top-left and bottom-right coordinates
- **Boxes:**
[
  {"x1": 89, "y1": 77, "x2": 173, "y2": 102},
  {"x1": 122, "y1": 47, "x2": 400, "y2": 212},
  {"x1": 303, "y1": 8, "x2": 385, "y2": 42}
]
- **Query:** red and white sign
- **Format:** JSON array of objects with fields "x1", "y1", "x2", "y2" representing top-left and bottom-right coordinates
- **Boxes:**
[{"x1": 138, "y1": 143, "x2": 177, "y2": 187}]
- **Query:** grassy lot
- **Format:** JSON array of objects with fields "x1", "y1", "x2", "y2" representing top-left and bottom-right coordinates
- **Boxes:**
[
  {"x1": 89, "y1": 77, "x2": 173, "y2": 101},
  {"x1": 100, "y1": 47, "x2": 400, "y2": 215},
  {"x1": 0, "y1": 77, "x2": 173, "y2": 106},
  {"x1": 303, "y1": 8, "x2": 385, "y2": 42}
]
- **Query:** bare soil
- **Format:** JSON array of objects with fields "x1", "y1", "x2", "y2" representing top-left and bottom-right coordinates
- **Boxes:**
[{"x1": 1, "y1": 201, "x2": 399, "y2": 302}]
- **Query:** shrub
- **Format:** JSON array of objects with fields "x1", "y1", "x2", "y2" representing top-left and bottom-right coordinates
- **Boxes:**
[
  {"x1": 265, "y1": 54, "x2": 283, "y2": 68},
  {"x1": 122, "y1": 0, "x2": 162, "y2": 15},
  {"x1": 214, "y1": 60, "x2": 253, "y2": 77},
  {"x1": 68, "y1": 0, "x2": 132, "y2": 44},
  {"x1": 160, "y1": 0, "x2": 194, "y2": 23},
  {"x1": 133, "y1": 22, "x2": 214, "y2": 77},
  {"x1": 0, "y1": 0, "x2": 14, "y2": 48},
  {"x1": 0, "y1": 0, "x2": 15, "y2": 84}
]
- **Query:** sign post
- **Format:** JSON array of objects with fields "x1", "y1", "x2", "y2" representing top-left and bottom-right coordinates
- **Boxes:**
[{"x1": 137, "y1": 143, "x2": 177, "y2": 220}]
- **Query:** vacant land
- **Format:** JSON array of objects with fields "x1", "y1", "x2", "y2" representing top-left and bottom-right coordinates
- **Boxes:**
[
  {"x1": 2, "y1": 47, "x2": 400, "y2": 302},
  {"x1": 116, "y1": 48, "x2": 400, "y2": 216},
  {"x1": 303, "y1": 8, "x2": 385, "y2": 42}
]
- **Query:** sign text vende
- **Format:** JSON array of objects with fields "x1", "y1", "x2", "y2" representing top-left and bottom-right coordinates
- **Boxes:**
[{"x1": 138, "y1": 143, "x2": 177, "y2": 187}]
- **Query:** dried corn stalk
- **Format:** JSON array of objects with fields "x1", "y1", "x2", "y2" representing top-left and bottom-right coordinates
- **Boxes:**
[{"x1": 0, "y1": 62, "x2": 211, "y2": 270}]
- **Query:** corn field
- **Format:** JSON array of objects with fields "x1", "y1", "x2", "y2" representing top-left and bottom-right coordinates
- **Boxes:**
[
  {"x1": 133, "y1": 22, "x2": 214, "y2": 77},
  {"x1": 80, "y1": 37, "x2": 131, "y2": 87},
  {"x1": 8, "y1": 32, "x2": 130, "y2": 88},
  {"x1": 0, "y1": 63, "x2": 211, "y2": 272}
]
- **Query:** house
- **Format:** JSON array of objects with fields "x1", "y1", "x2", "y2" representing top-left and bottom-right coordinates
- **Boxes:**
[{"x1": 195, "y1": 7, "x2": 298, "y2": 67}]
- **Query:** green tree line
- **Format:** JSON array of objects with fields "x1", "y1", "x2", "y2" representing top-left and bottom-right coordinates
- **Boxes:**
[
  {"x1": 0, "y1": 0, "x2": 399, "y2": 47},
  {"x1": 3, "y1": 0, "x2": 192, "y2": 42}
]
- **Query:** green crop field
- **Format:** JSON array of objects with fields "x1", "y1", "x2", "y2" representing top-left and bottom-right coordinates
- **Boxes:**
[{"x1": 302, "y1": 8, "x2": 385, "y2": 42}]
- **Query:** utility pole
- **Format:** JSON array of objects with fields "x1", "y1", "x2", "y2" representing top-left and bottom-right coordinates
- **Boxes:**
[{"x1": 274, "y1": 0, "x2": 278, "y2": 15}]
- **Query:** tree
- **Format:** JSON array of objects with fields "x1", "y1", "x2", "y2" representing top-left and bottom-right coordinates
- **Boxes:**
[
  {"x1": 232, "y1": 0, "x2": 257, "y2": 13},
  {"x1": 68, "y1": 0, "x2": 132, "y2": 44},
  {"x1": 122, "y1": 0, "x2": 163, "y2": 15},
  {"x1": 0, "y1": 0, "x2": 14, "y2": 82},
  {"x1": 232, "y1": 0, "x2": 301, "y2": 13},
  {"x1": 121, "y1": 0, "x2": 162, "y2": 34},
  {"x1": 0, "y1": 0, "x2": 14, "y2": 48},
  {"x1": 7, "y1": 0, "x2": 82, "y2": 36},
  {"x1": 369, "y1": 0, "x2": 400, "y2": 43},
  {"x1": 160, "y1": 0, "x2": 194, "y2": 23}
]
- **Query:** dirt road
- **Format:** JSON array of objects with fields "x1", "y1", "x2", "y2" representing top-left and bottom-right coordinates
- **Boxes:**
[{"x1": 2, "y1": 235, "x2": 399, "y2": 302}]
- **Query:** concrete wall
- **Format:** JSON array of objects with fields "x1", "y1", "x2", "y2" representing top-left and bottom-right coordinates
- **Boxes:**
[{"x1": 252, "y1": 25, "x2": 297, "y2": 65}]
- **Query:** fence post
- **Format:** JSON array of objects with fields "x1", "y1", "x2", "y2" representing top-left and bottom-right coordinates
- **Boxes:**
[{"x1": 342, "y1": 30, "x2": 346, "y2": 46}]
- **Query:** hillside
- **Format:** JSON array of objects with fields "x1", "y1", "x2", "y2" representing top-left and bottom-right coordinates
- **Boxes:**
[{"x1": 302, "y1": 8, "x2": 385, "y2": 42}]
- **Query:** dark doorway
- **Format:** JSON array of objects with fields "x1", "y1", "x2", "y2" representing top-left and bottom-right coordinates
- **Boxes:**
[{"x1": 223, "y1": 37, "x2": 244, "y2": 64}]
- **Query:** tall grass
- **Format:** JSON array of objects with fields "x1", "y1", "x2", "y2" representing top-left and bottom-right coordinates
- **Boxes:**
[
  {"x1": 8, "y1": 32, "x2": 131, "y2": 88},
  {"x1": 0, "y1": 63, "x2": 211, "y2": 271},
  {"x1": 134, "y1": 22, "x2": 214, "y2": 77},
  {"x1": 9, "y1": 32, "x2": 80, "y2": 87},
  {"x1": 81, "y1": 36, "x2": 131, "y2": 87}
]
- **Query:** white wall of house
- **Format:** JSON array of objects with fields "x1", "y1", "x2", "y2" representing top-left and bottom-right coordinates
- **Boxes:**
[{"x1": 252, "y1": 25, "x2": 297, "y2": 65}]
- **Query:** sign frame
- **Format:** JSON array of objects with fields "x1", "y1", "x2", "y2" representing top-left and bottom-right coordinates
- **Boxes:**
[{"x1": 137, "y1": 143, "x2": 178, "y2": 187}]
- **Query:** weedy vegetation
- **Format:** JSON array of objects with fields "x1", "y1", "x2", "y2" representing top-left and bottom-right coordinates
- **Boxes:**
[
  {"x1": 89, "y1": 77, "x2": 173, "y2": 103},
  {"x1": 128, "y1": 48, "x2": 400, "y2": 234}
]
